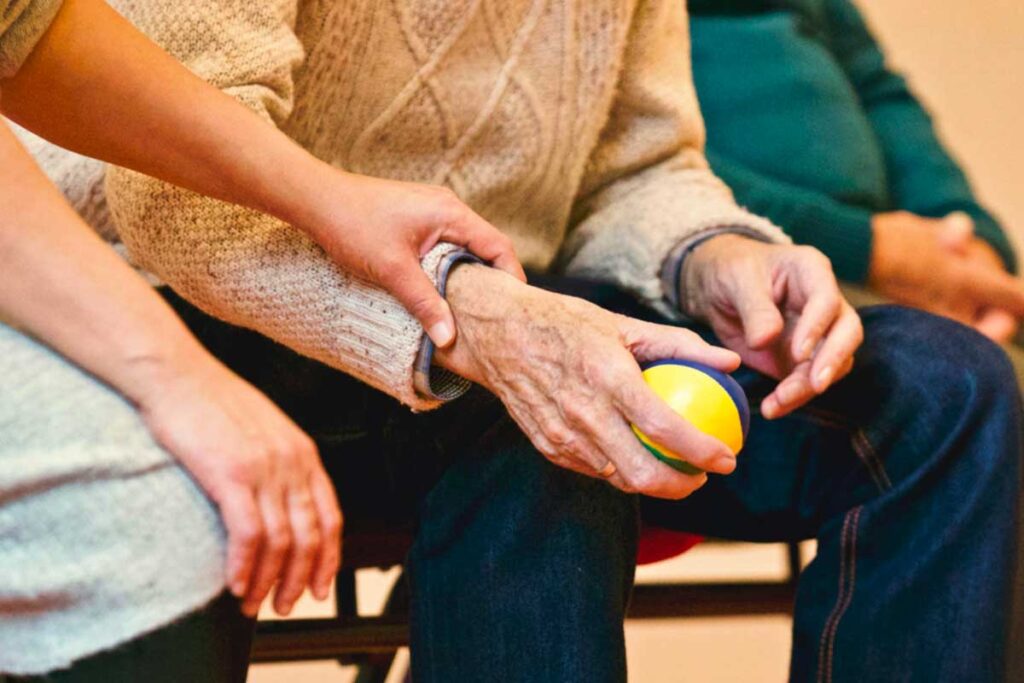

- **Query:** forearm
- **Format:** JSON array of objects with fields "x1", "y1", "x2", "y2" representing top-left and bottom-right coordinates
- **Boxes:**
[
  {"x1": 0, "y1": 0, "x2": 336, "y2": 242},
  {"x1": 0, "y1": 123, "x2": 209, "y2": 404},
  {"x1": 106, "y1": 163, "x2": 462, "y2": 410}
]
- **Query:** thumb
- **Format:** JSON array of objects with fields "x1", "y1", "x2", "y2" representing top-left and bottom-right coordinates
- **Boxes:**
[
  {"x1": 939, "y1": 212, "x2": 974, "y2": 254},
  {"x1": 387, "y1": 267, "x2": 458, "y2": 347}
]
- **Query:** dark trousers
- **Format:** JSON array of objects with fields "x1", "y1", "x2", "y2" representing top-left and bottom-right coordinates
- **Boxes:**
[
  {"x1": 6, "y1": 593, "x2": 252, "y2": 683},
  {"x1": 30, "y1": 278, "x2": 1022, "y2": 682}
]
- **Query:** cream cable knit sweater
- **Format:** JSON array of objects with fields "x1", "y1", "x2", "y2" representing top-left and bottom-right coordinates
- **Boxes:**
[{"x1": 25, "y1": 0, "x2": 788, "y2": 411}]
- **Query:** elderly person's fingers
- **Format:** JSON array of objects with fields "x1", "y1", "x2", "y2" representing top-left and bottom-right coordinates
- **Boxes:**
[
  {"x1": 761, "y1": 361, "x2": 813, "y2": 420},
  {"x1": 730, "y1": 279, "x2": 785, "y2": 349},
  {"x1": 975, "y1": 308, "x2": 1020, "y2": 344},
  {"x1": 621, "y1": 318, "x2": 741, "y2": 372},
  {"x1": 938, "y1": 212, "x2": 974, "y2": 254},
  {"x1": 763, "y1": 309, "x2": 862, "y2": 419},
  {"x1": 808, "y1": 303, "x2": 863, "y2": 393},
  {"x1": 612, "y1": 373, "x2": 737, "y2": 476},
  {"x1": 962, "y1": 265, "x2": 1024, "y2": 318},
  {"x1": 557, "y1": 394, "x2": 710, "y2": 499},
  {"x1": 790, "y1": 279, "x2": 843, "y2": 364}
]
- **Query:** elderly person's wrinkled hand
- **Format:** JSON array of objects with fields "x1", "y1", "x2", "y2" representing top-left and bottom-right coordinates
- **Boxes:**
[
  {"x1": 435, "y1": 265, "x2": 741, "y2": 500},
  {"x1": 681, "y1": 235, "x2": 864, "y2": 420},
  {"x1": 870, "y1": 211, "x2": 1024, "y2": 342}
]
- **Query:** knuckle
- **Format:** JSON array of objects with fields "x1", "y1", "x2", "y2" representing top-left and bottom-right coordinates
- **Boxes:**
[
  {"x1": 434, "y1": 188, "x2": 464, "y2": 217},
  {"x1": 293, "y1": 432, "x2": 318, "y2": 459},
  {"x1": 594, "y1": 359, "x2": 632, "y2": 392},
  {"x1": 637, "y1": 413, "x2": 674, "y2": 446},
  {"x1": 322, "y1": 509, "x2": 343, "y2": 537},
  {"x1": 295, "y1": 529, "x2": 322, "y2": 553},
  {"x1": 616, "y1": 481, "x2": 640, "y2": 494},
  {"x1": 406, "y1": 295, "x2": 439, "y2": 322},
  {"x1": 624, "y1": 464, "x2": 658, "y2": 492},
  {"x1": 238, "y1": 522, "x2": 264, "y2": 548},
  {"x1": 266, "y1": 527, "x2": 292, "y2": 553},
  {"x1": 249, "y1": 442, "x2": 274, "y2": 467},
  {"x1": 798, "y1": 245, "x2": 830, "y2": 268}
]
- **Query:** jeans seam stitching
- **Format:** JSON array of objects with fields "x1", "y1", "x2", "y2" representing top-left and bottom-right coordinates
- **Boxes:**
[
  {"x1": 852, "y1": 429, "x2": 894, "y2": 492},
  {"x1": 817, "y1": 506, "x2": 860, "y2": 683},
  {"x1": 826, "y1": 506, "x2": 862, "y2": 683},
  {"x1": 791, "y1": 407, "x2": 893, "y2": 494}
]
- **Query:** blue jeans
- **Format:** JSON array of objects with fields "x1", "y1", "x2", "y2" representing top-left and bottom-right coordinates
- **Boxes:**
[{"x1": 164, "y1": 279, "x2": 1022, "y2": 683}]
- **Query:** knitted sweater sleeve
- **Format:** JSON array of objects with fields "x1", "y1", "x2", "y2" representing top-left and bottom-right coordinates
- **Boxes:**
[
  {"x1": 0, "y1": 0, "x2": 62, "y2": 79},
  {"x1": 102, "y1": 0, "x2": 462, "y2": 411},
  {"x1": 705, "y1": 148, "x2": 876, "y2": 284},
  {"x1": 822, "y1": 0, "x2": 1016, "y2": 274},
  {"x1": 558, "y1": 0, "x2": 789, "y2": 316}
]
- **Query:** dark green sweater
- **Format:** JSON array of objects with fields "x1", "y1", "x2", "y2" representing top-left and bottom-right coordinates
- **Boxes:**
[{"x1": 688, "y1": 0, "x2": 1016, "y2": 282}]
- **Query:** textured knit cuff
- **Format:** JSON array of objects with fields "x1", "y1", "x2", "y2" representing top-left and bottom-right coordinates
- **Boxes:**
[
  {"x1": 660, "y1": 226, "x2": 777, "y2": 313},
  {"x1": 0, "y1": 0, "x2": 63, "y2": 80},
  {"x1": 412, "y1": 249, "x2": 482, "y2": 402}
]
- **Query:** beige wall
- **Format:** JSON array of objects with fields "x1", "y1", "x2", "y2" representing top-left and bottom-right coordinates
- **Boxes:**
[{"x1": 857, "y1": 0, "x2": 1024, "y2": 254}]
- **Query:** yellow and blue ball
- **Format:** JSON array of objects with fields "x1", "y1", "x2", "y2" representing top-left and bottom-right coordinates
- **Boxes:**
[{"x1": 632, "y1": 360, "x2": 750, "y2": 475}]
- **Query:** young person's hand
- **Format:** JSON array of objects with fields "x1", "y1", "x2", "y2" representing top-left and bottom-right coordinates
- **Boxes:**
[
  {"x1": 870, "y1": 211, "x2": 1024, "y2": 341},
  {"x1": 130, "y1": 350, "x2": 342, "y2": 618},
  {"x1": 0, "y1": 0, "x2": 525, "y2": 352},
  {"x1": 296, "y1": 173, "x2": 526, "y2": 348}
]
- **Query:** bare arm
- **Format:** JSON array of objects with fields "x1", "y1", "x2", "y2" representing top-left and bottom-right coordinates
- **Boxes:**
[
  {"x1": 0, "y1": 0, "x2": 521, "y2": 349},
  {"x1": 0, "y1": 122, "x2": 341, "y2": 617},
  {"x1": 0, "y1": 119, "x2": 203, "y2": 397}
]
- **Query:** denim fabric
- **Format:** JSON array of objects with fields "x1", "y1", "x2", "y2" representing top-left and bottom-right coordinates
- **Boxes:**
[{"x1": 163, "y1": 280, "x2": 1022, "y2": 683}]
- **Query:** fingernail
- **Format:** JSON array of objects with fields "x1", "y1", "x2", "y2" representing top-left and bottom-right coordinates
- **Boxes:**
[
  {"x1": 815, "y1": 366, "x2": 834, "y2": 389},
  {"x1": 428, "y1": 320, "x2": 455, "y2": 348},
  {"x1": 714, "y1": 454, "x2": 737, "y2": 473},
  {"x1": 231, "y1": 581, "x2": 246, "y2": 597}
]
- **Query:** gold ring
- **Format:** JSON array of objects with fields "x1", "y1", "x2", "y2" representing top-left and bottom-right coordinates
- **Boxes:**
[{"x1": 597, "y1": 461, "x2": 617, "y2": 478}]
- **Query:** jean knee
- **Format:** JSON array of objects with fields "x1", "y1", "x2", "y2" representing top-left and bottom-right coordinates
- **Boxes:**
[{"x1": 859, "y1": 305, "x2": 1018, "y2": 406}]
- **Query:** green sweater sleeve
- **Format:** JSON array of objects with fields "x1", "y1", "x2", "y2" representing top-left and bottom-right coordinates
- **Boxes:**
[
  {"x1": 821, "y1": 0, "x2": 1017, "y2": 273},
  {"x1": 706, "y1": 148, "x2": 875, "y2": 283}
]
